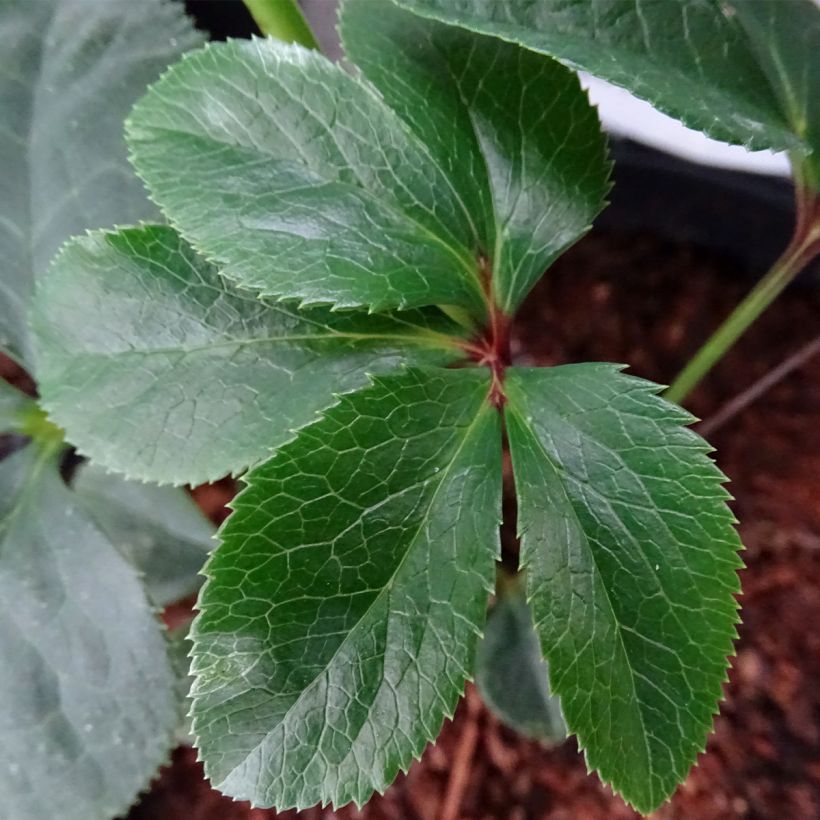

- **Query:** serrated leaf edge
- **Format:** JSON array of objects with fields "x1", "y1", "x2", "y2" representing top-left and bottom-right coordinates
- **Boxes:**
[
  {"x1": 188, "y1": 368, "x2": 501, "y2": 811},
  {"x1": 124, "y1": 37, "x2": 490, "y2": 315},
  {"x1": 508, "y1": 365, "x2": 744, "y2": 814}
]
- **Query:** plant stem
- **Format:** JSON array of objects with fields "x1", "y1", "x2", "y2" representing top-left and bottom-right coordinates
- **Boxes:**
[
  {"x1": 242, "y1": 0, "x2": 319, "y2": 50},
  {"x1": 665, "y1": 185, "x2": 820, "y2": 405}
]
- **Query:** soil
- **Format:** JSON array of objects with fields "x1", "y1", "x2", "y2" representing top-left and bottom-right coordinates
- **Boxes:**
[{"x1": 121, "y1": 229, "x2": 820, "y2": 820}]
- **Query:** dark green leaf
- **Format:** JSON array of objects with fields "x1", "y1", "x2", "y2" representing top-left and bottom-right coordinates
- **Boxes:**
[
  {"x1": 0, "y1": 445, "x2": 178, "y2": 820},
  {"x1": 191, "y1": 368, "x2": 502, "y2": 810},
  {"x1": 341, "y1": 0, "x2": 610, "y2": 311},
  {"x1": 0, "y1": 0, "x2": 202, "y2": 369},
  {"x1": 72, "y1": 462, "x2": 214, "y2": 607},
  {"x1": 127, "y1": 39, "x2": 487, "y2": 315},
  {"x1": 504, "y1": 365, "x2": 742, "y2": 814},
  {"x1": 475, "y1": 581, "x2": 566, "y2": 743},
  {"x1": 730, "y1": 0, "x2": 820, "y2": 190},
  {"x1": 32, "y1": 225, "x2": 464, "y2": 485},
  {"x1": 395, "y1": 0, "x2": 801, "y2": 154}
]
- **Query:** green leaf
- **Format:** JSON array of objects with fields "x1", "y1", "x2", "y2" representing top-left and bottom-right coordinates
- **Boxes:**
[
  {"x1": 730, "y1": 0, "x2": 820, "y2": 191},
  {"x1": 0, "y1": 379, "x2": 34, "y2": 433},
  {"x1": 475, "y1": 581, "x2": 566, "y2": 743},
  {"x1": 341, "y1": 0, "x2": 610, "y2": 312},
  {"x1": 504, "y1": 365, "x2": 742, "y2": 814},
  {"x1": 395, "y1": 0, "x2": 802, "y2": 155},
  {"x1": 72, "y1": 462, "x2": 214, "y2": 607},
  {"x1": 126, "y1": 38, "x2": 487, "y2": 315},
  {"x1": 191, "y1": 368, "x2": 502, "y2": 810},
  {"x1": 32, "y1": 225, "x2": 464, "y2": 485},
  {"x1": 0, "y1": 445, "x2": 178, "y2": 820},
  {"x1": 0, "y1": 0, "x2": 203, "y2": 369}
]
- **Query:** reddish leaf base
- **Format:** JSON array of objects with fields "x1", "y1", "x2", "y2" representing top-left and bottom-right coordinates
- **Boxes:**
[{"x1": 462, "y1": 253, "x2": 512, "y2": 409}]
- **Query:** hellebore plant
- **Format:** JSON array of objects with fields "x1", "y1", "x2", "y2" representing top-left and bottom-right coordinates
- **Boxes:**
[
  {"x1": 15, "y1": 0, "x2": 820, "y2": 817},
  {"x1": 29, "y1": 0, "x2": 752, "y2": 814}
]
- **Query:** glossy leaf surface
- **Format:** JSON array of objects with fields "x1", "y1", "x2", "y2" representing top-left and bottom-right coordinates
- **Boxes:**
[
  {"x1": 127, "y1": 39, "x2": 486, "y2": 315},
  {"x1": 341, "y1": 0, "x2": 610, "y2": 311},
  {"x1": 396, "y1": 0, "x2": 801, "y2": 155},
  {"x1": 730, "y1": 0, "x2": 820, "y2": 190},
  {"x1": 33, "y1": 226, "x2": 463, "y2": 485},
  {"x1": 505, "y1": 365, "x2": 742, "y2": 813},
  {"x1": 191, "y1": 368, "x2": 502, "y2": 809}
]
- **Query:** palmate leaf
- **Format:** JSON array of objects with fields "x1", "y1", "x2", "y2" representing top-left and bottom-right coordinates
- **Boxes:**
[
  {"x1": 0, "y1": 446, "x2": 178, "y2": 820},
  {"x1": 32, "y1": 225, "x2": 463, "y2": 485},
  {"x1": 504, "y1": 365, "x2": 742, "y2": 813},
  {"x1": 24, "y1": 3, "x2": 747, "y2": 814},
  {"x1": 395, "y1": 0, "x2": 805, "y2": 156},
  {"x1": 72, "y1": 462, "x2": 214, "y2": 607},
  {"x1": 191, "y1": 368, "x2": 502, "y2": 810},
  {"x1": 341, "y1": 0, "x2": 610, "y2": 312},
  {"x1": 0, "y1": 0, "x2": 203, "y2": 369}
]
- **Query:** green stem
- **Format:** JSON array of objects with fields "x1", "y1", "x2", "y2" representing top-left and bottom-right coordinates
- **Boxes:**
[
  {"x1": 666, "y1": 185, "x2": 820, "y2": 405},
  {"x1": 242, "y1": 0, "x2": 319, "y2": 50}
]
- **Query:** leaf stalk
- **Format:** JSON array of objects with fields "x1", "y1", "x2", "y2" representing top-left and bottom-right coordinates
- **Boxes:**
[
  {"x1": 666, "y1": 183, "x2": 820, "y2": 405},
  {"x1": 242, "y1": 0, "x2": 319, "y2": 50},
  {"x1": 464, "y1": 255, "x2": 511, "y2": 408}
]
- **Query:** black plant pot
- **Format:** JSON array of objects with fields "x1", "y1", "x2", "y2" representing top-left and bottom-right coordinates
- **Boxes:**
[{"x1": 601, "y1": 138, "x2": 820, "y2": 284}]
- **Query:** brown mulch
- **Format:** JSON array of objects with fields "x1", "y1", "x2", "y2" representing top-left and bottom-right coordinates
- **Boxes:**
[{"x1": 123, "y1": 230, "x2": 819, "y2": 819}]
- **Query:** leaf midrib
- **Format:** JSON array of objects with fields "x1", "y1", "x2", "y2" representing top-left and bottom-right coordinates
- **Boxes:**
[
  {"x1": 257, "y1": 41, "x2": 486, "y2": 285},
  {"x1": 506, "y1": 404, "x2": 655, "y2": 804},
  {"x1": 132, "y1": 120, "x2": 485, "y2": 308},
  {"x1": 207, "y1": 389, "x2": 493, "y2": 791},
  {"x1": 52, "y1": 328, "x2": 462, "y2": 360},
  {"x1": 432, "y1": 38, "x2": 506, "y2": 310},
  {"x1": 736, "y1": 5, "x2": 810, "y2": 139}
]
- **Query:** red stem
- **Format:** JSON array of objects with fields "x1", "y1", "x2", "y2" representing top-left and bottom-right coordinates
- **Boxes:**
[{"x1": 462, "y1": 255, "x2": 511, "y2": 409}]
